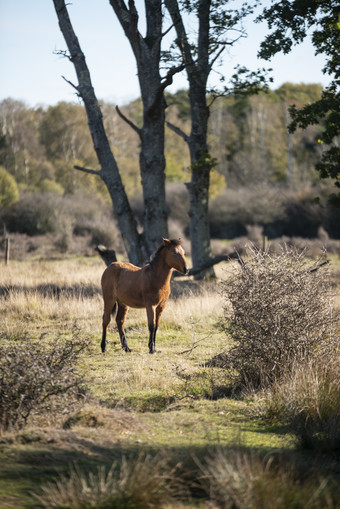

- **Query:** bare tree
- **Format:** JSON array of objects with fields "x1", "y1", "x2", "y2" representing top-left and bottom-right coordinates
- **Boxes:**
[
  {"x1": 109, "y1": 0, "x2": 187, "y2": 255},
  {"x1": 165, "y1": 0, "x2": 269, "y2": 279},
  {"x1": 53, "y1": 0, "x2": 145, "y2": 265}
]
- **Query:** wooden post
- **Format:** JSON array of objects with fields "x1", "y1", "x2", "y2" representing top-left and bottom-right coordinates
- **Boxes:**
[
  {"x1": 262, "y1": 235, "x2": 268, "y2": 253},
  {"x1": 5, "y1": 237, "x2": 10, "y2": 265}
]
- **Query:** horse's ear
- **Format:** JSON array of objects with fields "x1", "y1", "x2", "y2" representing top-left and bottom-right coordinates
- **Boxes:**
[{"x1": 162, "y1": 238, "x2": 171, "y2": 247}]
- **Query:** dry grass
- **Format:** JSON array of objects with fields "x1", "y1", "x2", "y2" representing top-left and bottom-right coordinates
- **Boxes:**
[
  {"x1": 256, "y1": 355, "x2": 340, "y2": 451},
  {"x1": 0, "y1": 257, "x2": 228, "y2": 415},
  {"x1": 198, "y1": 448, "x2": 339, "y2": 509},
  {"x1": 33, "y1": 451, "x2": 186, "y2": 509},
  {"x1": 1, "y1": 254, "x2": 340, "y2": 508}
]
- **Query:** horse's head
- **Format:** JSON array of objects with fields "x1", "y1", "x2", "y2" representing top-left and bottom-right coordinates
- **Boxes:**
[{"x1": 162, "y1": 238, "x2": 189, "y2": 275}]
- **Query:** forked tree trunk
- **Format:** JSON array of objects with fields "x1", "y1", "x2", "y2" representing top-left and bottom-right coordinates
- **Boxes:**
[
  {"x1": 109, "y1": 0, "x2": 169, "y2": 256},
  {"x1": 53, "y1": 0, "x2": 146, "y2": 265}
]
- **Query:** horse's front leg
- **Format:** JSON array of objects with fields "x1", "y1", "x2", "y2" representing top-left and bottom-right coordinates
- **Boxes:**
[
  {"x1": 146, "y1": 305, "x2": 156, "y2": 354},
  {"x1": 116, "y1": 303, "x2": 131, "y2": 352}
]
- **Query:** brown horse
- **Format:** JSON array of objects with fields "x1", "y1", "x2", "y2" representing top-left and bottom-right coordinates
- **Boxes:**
[{"x1": 101, "y1": 238, "x2": 189, "y2": 354}]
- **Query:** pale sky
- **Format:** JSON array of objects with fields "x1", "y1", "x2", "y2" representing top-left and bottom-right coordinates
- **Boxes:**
[{"x1": 0, "y1": 0, "x2": 329, "y2": 108}]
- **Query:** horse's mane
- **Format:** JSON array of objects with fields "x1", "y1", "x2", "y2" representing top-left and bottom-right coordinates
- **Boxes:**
[{"x1": 148, "y1": 239, "x2": 182, "y2": 267}]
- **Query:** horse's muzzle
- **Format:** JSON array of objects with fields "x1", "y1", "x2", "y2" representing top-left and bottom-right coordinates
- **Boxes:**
[{"x1": 183, "y1": 266, "x2": 189, "y2": 275}]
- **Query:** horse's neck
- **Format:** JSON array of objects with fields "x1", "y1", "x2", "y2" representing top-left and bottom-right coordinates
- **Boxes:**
[{"x1": 150, "y1": 255, "x2": 173, "y2": 286}]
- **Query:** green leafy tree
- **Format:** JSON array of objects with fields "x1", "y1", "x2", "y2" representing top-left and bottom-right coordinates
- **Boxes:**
[
  {"x1": 257, "y1": 0, "x2": 340, "y2": 203},
  {"x1": 0, "y1": 99, "x2": 48, "y2": 187},
  {"x1": 0, "y1": 166, "x2": 19, "y2": 208}
]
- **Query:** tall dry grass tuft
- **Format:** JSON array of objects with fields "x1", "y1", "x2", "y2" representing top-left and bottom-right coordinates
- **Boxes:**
[
  {"x1": 221, "y1": 246, "x2": 338, "y2": 389},
  {"x1": 198, "y1": 448, "x2": 338, "y2": 508},
  {"x1": 257, "y1": 355, "x2": 340, "y2": 451},
  {"x1": 33, "y1": 452, "x2": 186, "y2": 509}
]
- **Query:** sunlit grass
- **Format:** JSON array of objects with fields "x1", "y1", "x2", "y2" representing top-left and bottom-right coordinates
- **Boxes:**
[{"x1": 0, "y1": 255, "x2": 338, "y2": 508}]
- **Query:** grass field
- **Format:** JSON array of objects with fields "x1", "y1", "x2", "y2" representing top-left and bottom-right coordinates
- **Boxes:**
[{"x1": 0, "y1": 254, "x2": 339, "y2": 508}]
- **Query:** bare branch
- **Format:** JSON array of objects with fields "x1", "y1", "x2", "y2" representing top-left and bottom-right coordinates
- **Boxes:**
[
  {"x1": 209, "y1": 46, "x2": 226, "y2": 70},
  {"x1": 166, "y1": 121, "x2": 190, "y2": 143},
  {"x1": 161, "y1": 61, "x2": 186, "y2": 88},
  {"x1": 74, "y1": 165, "x2": 102, "y2": 176},
  {"x1": 161, "y1": 21, "x2": 176, "y2": 40},
  {"x1": 53, "y1": 48, "x2": 72, "y2": 60},
  {"x1": 172, "y1": 252, "x2": 244, "y2": 278},
  {"x1": 62, "y1": 75, "x2": 79, "y2": 92},
  {"x1": 115, "y1": 105, "x2": 142, "y2": 138},
  {"x1": 309, "y1": 260, "x2": 329, "y2": 273},
  {"x1": 146, "y1": 61, "x2": 187, "y2": 117},
  {"x1": 187, "y1": 254, "x2": 237, "y2": 276},
  {"x1": 178, "y1": 334, "x2": 212, "y2": 355}
]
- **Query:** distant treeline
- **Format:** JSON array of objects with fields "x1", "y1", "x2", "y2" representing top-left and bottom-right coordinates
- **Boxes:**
[
  {"x1": 2, "y1": 83, "x2": 339, "y2": 242},
  {"x1": 0, "y1": 83, "x2": 324, "y2": 198}
]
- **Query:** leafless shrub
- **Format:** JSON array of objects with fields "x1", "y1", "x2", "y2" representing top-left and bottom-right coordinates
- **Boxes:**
[
  {"x1": 33, "y1": 451, "x2": 186, "y2": 508},
  {"x1": 0, "y1": 334, "x2": 89, "y2": 430},
  {"x1": 198, "y1": 448, "x2": 337, "y2": 508},
  {"x1": 257, "y1": 355, "x2": 340, "y2": 451},
  {"x1": 221, "y1": 246, "x2": 338, "y2": 389}
]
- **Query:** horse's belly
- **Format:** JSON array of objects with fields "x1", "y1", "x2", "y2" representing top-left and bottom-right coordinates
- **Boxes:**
[
  {"x1": 116, "y1": 289, "x2": 145, "y2": 309},
  {"x1": 119, "y1": 296, "x2": 145, "y2": 308}
]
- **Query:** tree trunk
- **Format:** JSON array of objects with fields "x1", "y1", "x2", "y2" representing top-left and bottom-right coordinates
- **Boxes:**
[
  {"x1": 109, "y1": 0, "x2": 168, "y2": 256},
  {"x1": 187, "y1": 80, "x2": 214, "y2": 279},
  {"x1": 165, "y1": 0, "x2": 215, "y2": 279},
  {"x1": 53, "y1": 0, "x2": 145, "y2": 266},
  {"x1": 139, "y1": 53, "x2": 168, "y2": 255}
]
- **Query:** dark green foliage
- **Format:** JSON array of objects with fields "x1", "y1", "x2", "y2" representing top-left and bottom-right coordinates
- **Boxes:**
[
  {"x1": 0, "y1": 166, "x2": 19, "y2": 208},
  {"x1": 257, "y1": 0, "x2": 340, "y2": 203}
]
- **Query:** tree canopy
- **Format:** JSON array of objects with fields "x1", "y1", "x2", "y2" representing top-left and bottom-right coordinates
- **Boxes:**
[{"x1": 257, "y1": 0, "x2": 340, "y2": 203}]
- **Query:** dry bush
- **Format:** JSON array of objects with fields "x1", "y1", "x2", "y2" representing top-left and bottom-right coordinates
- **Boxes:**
[
  {"x1": 221, "y1": 246, "x2": 338, "y2": 389},
  {"x1": 198, "y1": 448, "x2": 338, "y2": 508},
  {"x1": 33, "y1": 452, "x2": 186, "y2": 509},
  {"x1": 257, "y1": 355, "x2": 340, "y2": 451},
  {"x1": 0, "y1": 334, "x2": 89, "y2": 430}
]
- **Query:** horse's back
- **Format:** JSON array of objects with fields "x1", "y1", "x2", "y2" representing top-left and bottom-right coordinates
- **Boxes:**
[{"x1": 101, "y1": 261, "x2": 145, "y2": 308}]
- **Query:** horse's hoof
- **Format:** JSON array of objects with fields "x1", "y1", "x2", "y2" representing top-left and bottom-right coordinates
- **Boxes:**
[
  {"x1": 149, "y1": 349, "x2": 157, "y2": 354},
  {"x1": 123, "y1": 347, "x2": 132, "y2": 353}
]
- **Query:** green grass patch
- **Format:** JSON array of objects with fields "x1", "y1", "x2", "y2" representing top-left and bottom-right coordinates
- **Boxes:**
[{"x1": 0, "y1": 257, "x2": 339, "y2": 508}]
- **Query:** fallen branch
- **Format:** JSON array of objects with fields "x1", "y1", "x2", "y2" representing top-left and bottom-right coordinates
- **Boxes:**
[
  {"x1": 95, "y1": 244, "x2": 245, "y2": 275},
  {"x1": 95, "y1": 245, "x2": 117, "y2": 266},
  {"x1": 177, "y1": 334, "x2": 211, "y2": 355},
  {"x1": 309, "y1": 259, "x2": 329, "y2": 273},
  {"x1": 186, "y1": 252, "x2": 246, "y2": 277}
]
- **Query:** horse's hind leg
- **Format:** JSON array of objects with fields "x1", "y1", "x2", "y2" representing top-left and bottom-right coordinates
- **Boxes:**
[
  {"x1": 101, "y1": 299, "x2": 117, "y2": 353},
  {"x1": 146, "y1": 305, "x2": 157, "y2": 354},
  {"x1": 116, "y1": 303, "x2": 131, "y2": 353}
]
